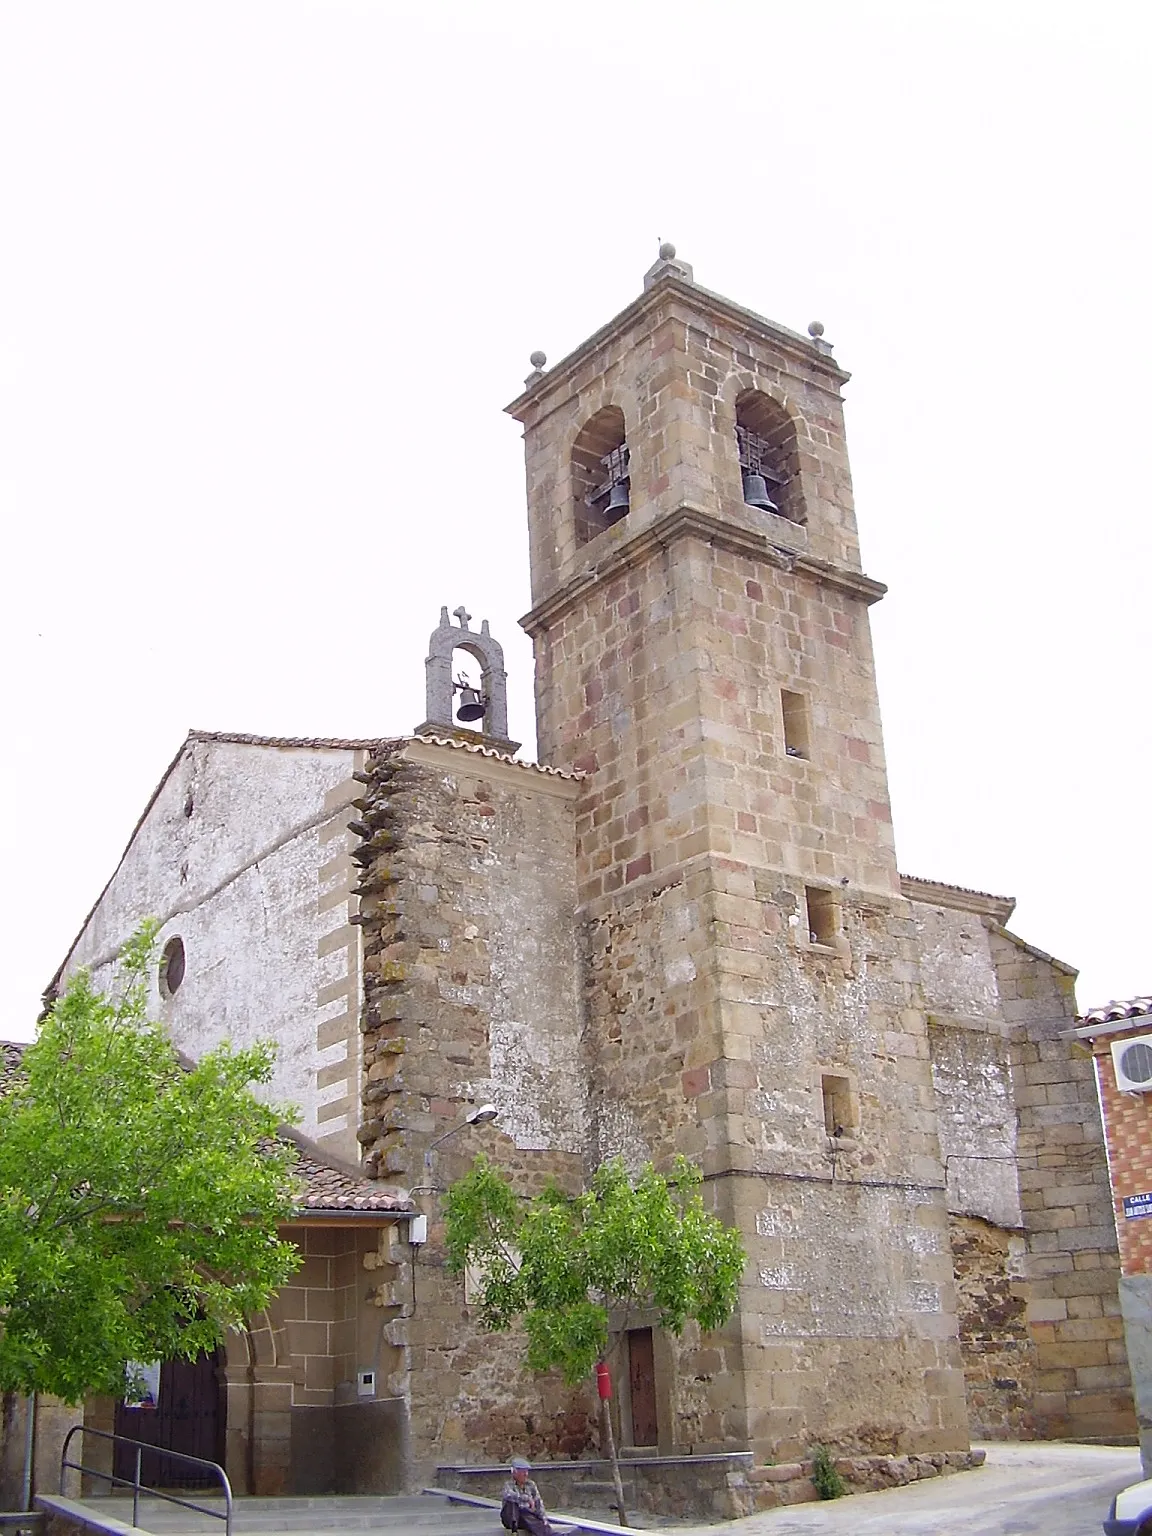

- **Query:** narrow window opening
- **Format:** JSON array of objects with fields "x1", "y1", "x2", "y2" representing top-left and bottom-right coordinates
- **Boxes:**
[
  {"x1": 821, "y1": 1074, "x2": 853, "y2": 1138},
  {"x1": 805, "y1": 886, "x2": 837, "y2": 948},
  {"x1": 160, "y1": 936, "x2": 186, "y2": 997},
  {"x1": 781, "y1": 690, "x2": 810, "y2": 759}
]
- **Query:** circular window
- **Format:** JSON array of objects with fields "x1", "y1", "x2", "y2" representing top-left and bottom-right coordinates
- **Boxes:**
[{"x1": 160, "y1": 936, "x2": 186, "y2": 997}]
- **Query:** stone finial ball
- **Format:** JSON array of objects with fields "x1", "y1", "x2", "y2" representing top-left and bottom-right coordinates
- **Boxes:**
[
  {"x1": 659, "y1": 241, "x2": 677, "y2": 261},
  {"x1": 808, "y1": 320, "x2": 825, "y2": 338},
  {"x1": 529, "y1": 350, "x2": 547, "y2": 369}
]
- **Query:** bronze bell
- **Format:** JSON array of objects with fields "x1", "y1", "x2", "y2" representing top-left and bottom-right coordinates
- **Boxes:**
[
  {"x1": 605, "y1": 478, "x2": 630, "y2": 520},
  {"x1": 456, "y1": 685, "x2": 486, "y2": 723},
  {"x1": 742, "y1": 471, "x2": 779, "y2": 514}
]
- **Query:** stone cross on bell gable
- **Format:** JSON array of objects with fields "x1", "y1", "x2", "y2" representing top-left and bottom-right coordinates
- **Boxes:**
[{"x1": 414, "y1": 605, "x2": 520, "y2": 754}]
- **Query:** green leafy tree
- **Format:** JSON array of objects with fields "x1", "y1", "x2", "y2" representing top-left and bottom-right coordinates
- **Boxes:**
[
  {"x1": 0, "y1": 922, "x2": 301, "y2": 1403},
  {"x1": 444, "y1": 1153, "x2": 745, "y2": 1524}
]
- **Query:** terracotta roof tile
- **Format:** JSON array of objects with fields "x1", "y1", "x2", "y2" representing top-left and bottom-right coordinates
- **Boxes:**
[
  {"x1": 1079, "y1": 997, "x2": 1152, "y2": 1026},
  {"x1": 407, "y1": 733, "x2": 584, "y2": 780},
  {"x1": 277, "y1": 1126, "x2": 413, "y2": 1215},
  {"x1": 291, "y1": 1149, "x2": 413, "y2": 1213}
]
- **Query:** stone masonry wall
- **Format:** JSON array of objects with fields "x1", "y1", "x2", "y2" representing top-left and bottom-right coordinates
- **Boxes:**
[
  {"x1": 724, "y1": 886, "x2": 968, "y2": 1465},
  {"x1": 949, "y1": 1214, "x2": 1036, "y2": 1437},
  {"x1": 511, "y1": 279, "x2": 862, "y2": 612},
  {"x1": 512, "y1": 272, "x2": 968, "y2": 1468},
  {"x1": 61, "y1": 735, "x2": 367, "y2": 1161},
  {"x1": 0, "y1": 1392, "x2": 78, "y2": 1508},
  {"x1": 541, "y1": 532, "x2": 971, "y2": 1460},
  {"x1": 992, "y1": 928, "x2": 1133, "y2": 1440},
  {"x1": 353, "y1": 737, "x2": 596, "y2": 1480},
  {"x1": 910, "y1": 887, "x2": 1133, "y2": 1442},
  {"x1": 579, "y1": 860, "x2": 744, "y2": 1455}
]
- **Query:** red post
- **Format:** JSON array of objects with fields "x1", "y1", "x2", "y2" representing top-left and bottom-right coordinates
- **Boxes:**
[{"x1": 596, "y1": 1360, "x2": 612, "y2": 1400}]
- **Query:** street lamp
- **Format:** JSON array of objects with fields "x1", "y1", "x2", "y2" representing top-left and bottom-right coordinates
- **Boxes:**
[
  {"x1": 424, "y1": 1102, "x2": 499, "y2": 1167},
  {"x1": 403, "y1": 1103, "x2": 501, "y2": 1249}
]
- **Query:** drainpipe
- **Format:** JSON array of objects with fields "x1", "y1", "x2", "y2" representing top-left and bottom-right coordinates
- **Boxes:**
[{"x1": 20, "y1": 1392, "x2": 37, "y2": 1510}]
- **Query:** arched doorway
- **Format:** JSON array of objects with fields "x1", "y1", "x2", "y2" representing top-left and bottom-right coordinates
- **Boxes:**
[{"x1": 114, "y1": 1349, "x2": 225, "y2": 1487}]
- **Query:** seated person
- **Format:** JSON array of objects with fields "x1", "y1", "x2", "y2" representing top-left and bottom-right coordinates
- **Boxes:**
[{"x1": 501, "y1": 1456, "x2": 554, "y2": 1536}]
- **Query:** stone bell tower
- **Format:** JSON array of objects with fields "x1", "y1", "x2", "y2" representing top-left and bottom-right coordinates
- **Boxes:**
[{"x1": 506, "y1": 249, "x2": 968, "y2": 1463}]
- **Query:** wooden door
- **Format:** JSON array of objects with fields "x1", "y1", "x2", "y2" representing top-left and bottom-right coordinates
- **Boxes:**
[
  {"x1": 627, "y1": 1328, "x2": 658, "y2": 1447},
  {"x1": 114, "y1": 1350, "x2": 224, "y2": 1487}
]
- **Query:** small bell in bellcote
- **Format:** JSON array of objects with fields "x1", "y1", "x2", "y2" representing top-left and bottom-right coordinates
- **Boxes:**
[
  {"x1": 455, "y1": 682, "x2": 486, "y2": 723},
  {"x1": 742, "y1": 471, "x2": 779, "y2": 515}
]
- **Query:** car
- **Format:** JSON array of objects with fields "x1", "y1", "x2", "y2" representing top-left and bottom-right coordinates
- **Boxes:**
[{"x1": 1105, "y1": 1476, "x2": 1152, "y2": 1536}]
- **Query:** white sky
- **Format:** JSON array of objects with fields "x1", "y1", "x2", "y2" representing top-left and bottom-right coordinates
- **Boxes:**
[{"x1": 2, "y1": 1, "x2": 1149, "y2": 1040}]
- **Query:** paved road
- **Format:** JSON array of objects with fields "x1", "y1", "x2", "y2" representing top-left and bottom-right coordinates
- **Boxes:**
[{"x1": 685, "y1": 1443, "x2": 1143, "y2": 1536}]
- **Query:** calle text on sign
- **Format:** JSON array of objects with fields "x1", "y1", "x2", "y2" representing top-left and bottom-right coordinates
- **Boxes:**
[{"x1": 1122, "y1": 1192, "x2": 1152, "y2": 1220}]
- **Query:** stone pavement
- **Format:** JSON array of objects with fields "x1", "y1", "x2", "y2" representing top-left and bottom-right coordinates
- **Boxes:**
[
  {"x1": 42, "y1": 1447, "x2": 1146, "y2": 1536},
  {"x1": 44, "y1": 1493, "x2": 507, "y2": 1535},
  {"x1": 682, "y1": 1443, "x2": 1142, "y2": 1536}
]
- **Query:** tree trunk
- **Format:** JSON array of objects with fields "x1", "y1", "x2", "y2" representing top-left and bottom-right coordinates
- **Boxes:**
[{"x1": 598, "y1": 1385, "x2": 628, "y2": 1526}]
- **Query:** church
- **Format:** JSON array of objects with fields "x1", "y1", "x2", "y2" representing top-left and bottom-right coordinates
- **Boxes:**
[{"x1": 43, "y1": 248, "x2": 1135, "y2": 1511}]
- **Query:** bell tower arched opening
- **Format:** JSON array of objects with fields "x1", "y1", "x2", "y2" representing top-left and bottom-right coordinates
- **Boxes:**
[
  {"x1": 735, "y1": 389, "x2": 804, "y2": 524},
  {"x1": 572, "y1": 405, "x2": 628, "y2": 546}
]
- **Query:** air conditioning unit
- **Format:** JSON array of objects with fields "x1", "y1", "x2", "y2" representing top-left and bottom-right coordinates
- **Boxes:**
[{"x1": 1112, "y1": 1034, "x2": 1152, "y2": 1093}]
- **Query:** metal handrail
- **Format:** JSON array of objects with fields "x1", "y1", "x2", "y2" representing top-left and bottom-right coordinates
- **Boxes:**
[{"x1": 60, "y1": 1424, "x2": 233, "y2": 1536}]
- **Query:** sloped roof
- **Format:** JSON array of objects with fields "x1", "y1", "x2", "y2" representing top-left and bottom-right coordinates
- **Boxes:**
[
  {"x1": 278, "y1": 1126, "x2": 412, "y2": 1214},
  {"x1": 291, "y1": 1149, "x2": 411, "y2": 1212},
  {"x1": 900, "y1": 873, "x2": 1013, "y2": 905},
  {"x1": 189, "y1": 730, "x2": 400, "y2": 751},
  {"x1": 411, "y1": 732, "x2": 582, "y2": 780},
  {"x1": 986, "y1": 923, "x2": 1079, "y2": 978},
  {"x1": 899, "y1": 873, "x2": 1016, "y2": 923},
  {"x1": 1079, "y1": 997, "x2": 1152, "y2": 1027}
]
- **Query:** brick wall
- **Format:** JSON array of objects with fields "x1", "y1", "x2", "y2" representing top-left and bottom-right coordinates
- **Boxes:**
[
  {"x1": 1086, "y1": 1011, "x2": 1152, "y2": 1469},
  {"x1": 1089, "y1": 1018, "x2": 1152, "y2": 1275}
]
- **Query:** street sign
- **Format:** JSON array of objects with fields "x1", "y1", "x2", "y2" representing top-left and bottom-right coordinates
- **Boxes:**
[{"x1": 1122, "y1": 1192, "x2": 1152, "y2": 1219}]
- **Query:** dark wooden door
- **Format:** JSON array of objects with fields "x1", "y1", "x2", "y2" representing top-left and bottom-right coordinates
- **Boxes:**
[
  {"x1": 114, "y1": 1350, "x2": 224, "y2": 1487},
  {"x1": 627, "y1": 1328, "x2": 658, "y2": 1447}
]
